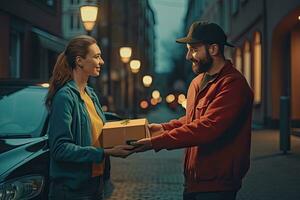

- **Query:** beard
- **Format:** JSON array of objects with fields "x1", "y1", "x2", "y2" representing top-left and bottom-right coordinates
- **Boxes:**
[{"x1": 191, "y1": 51, "x2": 213, "y2": 75}]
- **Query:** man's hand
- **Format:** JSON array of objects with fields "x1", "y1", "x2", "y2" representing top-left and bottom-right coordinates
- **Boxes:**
[
  {"x1": 148, "y1": 123, "x2": 164, "y2": 137},
  {"x1": 104, "y1": 145, "x2": 135, "y2": 158},
  {"x1": 132, "y1": 138, "x2": 153, "y2": 153}
]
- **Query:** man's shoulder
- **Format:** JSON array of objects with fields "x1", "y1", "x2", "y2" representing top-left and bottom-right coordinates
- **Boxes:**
[
  {"x1": 217, "y1": 68, "x2": 252, "y2": 97},
  {"x1": 188, "y1": 73, "x2": 204, "y2": 88},
  {"x1": 192, "y1": 73, "x2": 204, "y2": 82},
  {"x1": 220, "y1": 67, "x2": 248, "y2": 85}
]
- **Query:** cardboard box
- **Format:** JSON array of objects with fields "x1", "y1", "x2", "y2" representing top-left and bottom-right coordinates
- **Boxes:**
[{"x1": 101, "y1": 118, "x2": 150, "y2": 148}]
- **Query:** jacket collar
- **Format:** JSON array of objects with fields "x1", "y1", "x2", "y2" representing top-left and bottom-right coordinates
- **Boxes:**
[
  {"x1": 197, "y1": 60, "x2": 233, "y2": 94},
  {"x1": 65, "y1": 80, "x2": 97, "y2": 101},
  {"x1": 65, "y1": 80, "x2": 106, "y2": 123},
  {"x1": 206, "y1": 60, "x2": 233, "y2": 82}
]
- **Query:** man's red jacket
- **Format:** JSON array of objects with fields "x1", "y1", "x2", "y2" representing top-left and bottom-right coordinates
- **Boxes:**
[{"x1": 151, "y1": 61, "x2": 254, "y2": 193}]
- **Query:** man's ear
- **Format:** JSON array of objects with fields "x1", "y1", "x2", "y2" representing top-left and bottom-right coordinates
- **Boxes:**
[
  {"x1": 208, "y1": 44, "x2": 219, "y2": 56},
  {"x1": 76, "y1": 56, "x2": 83, "y2": 68}
]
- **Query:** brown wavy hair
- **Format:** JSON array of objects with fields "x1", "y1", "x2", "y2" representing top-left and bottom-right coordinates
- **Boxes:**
[{"x1": 45, "y1": 35, "x2": 97, "y2": 109}]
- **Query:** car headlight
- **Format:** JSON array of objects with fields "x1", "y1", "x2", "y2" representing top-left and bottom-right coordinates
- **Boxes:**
[{"x1": 0, "y1": 175, "x2": 44, "y2": 200}]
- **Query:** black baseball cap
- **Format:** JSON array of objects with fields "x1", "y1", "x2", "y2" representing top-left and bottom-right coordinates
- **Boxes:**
[{"x1": 176, "y1": 21, "x2": 234, "y2": 47}]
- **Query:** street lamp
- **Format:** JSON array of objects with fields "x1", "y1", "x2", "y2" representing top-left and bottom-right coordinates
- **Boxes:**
[
  {"x1": 166, "y1": 94, "x2": 175, "y2": 104},
  {"x1": 119, "y1": 47, "x2": 132, "y2": 63},
  {"x1": 178, "y1": 94, "x2": 186, "y2": 105},
  {"x1": 80, "y1": 4, "x2": 99, "y2": 35},
  {"x1": 140, "y1": 100, "x2": 149, "y2": 110},
  {"x1": 152, "y1": 90, "x2": 160, "y2": 100},
  {"x1": 130, "y1": 59, "x2": 141, "y2": 118},
  {"x1": 129, "y1": 60, "x2": 141, "y2": 74},
  {"x1": 119, "y1": 47, "x2": 132, "y2": 116},
  {"x1": 142, "y1": 75, "x2": 152, "y2": 87}
]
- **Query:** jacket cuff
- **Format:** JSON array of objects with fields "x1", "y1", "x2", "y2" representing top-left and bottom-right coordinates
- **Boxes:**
[
  {"x1": 161, "y1": 123, "x2": 172, "y2": 130},
  {"x1": 151, "y1": 131, "x2": 169, "y2": 152},
  {"x1": 94, "y1": 147, "x2": 105, "y2": 163}
]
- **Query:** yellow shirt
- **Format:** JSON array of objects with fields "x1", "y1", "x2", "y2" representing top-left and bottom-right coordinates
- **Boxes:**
[{"x1": 81, "y1": 91, "x2": 104, "y2": 177}]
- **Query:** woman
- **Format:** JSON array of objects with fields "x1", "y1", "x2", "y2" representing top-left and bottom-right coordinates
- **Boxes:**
[{"x1": 46, "y1": 35, "x2": 133, "y2": 200}]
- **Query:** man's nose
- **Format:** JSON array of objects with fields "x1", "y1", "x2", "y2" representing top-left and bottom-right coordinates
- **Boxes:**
[{"x1": 186, "y1": 50, "x2": 192, "y2": 61}]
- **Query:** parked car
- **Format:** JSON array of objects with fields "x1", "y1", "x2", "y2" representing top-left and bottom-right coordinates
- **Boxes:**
[{"x1": 0, "y1": 80, "x2": 121, "y2": 200}]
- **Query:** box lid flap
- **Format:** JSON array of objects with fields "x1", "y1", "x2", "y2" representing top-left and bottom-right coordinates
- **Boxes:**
[{"x1": 103, "y1": 118, "x2": 148, "y2": 129}]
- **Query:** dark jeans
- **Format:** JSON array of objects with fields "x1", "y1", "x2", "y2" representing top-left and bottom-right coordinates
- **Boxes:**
[
  {"x1": 183, "y1": 190, "x2": 237, "y2": 200},
  {"x1": 48, "y1": 176, "x2": 104, "y2": 200}
]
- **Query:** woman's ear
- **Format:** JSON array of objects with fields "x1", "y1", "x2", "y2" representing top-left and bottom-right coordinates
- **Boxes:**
[{"x1": 76, "y1": 56, "x2": 83, "y2": 68}]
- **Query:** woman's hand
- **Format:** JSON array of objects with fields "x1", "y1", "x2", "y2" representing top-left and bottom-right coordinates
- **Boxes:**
[{"x1": 104, "y1": 145, "x2": 135, "y2": 158}]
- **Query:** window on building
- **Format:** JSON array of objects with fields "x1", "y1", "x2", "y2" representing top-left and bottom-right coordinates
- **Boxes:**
[
  {"x1": 77, "y1": 15, "x2": 81, "y2": 29},
  {"x1": 231, "y1": 0, "x2": 239, "y2": 15},
  {"x1": 70, "y1": 14, "x2": 74, "y2": 29},
  {"x1": 243, "y1": 40, "x2": 252, "y2": 86},
  {"x1": 219, "y1": 1, "x2": 225, "y2": 27},
  {"x1": 9, "y1": 30, "x2": 22, "y2": 78},
  {"x1": 46, "y1": 0, "x2": 54, "y2": 6},
  {"x1": 31, "y1": 0, "x2": 56, "y2": 11},
  {"x1": 235, "y1": 47, "x2": 242, "y2": 72},
  {"x1": 223, "y1": 0, "x2": 230, "y2": 33},
  {"x1": 70, "y1": 0, "x2": 74, "y2": 5},
  {"x1": 253, "y1": 31, "x2": 262, "y2": 104}
]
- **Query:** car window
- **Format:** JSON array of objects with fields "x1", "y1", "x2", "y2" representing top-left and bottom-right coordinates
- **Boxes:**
[{"x1": 0, "y1": 86, "x2": 48, "y2": 138}]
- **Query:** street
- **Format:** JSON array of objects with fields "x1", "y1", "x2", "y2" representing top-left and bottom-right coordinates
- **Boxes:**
[{"x1": 104, "y1": 105, "x2": 300, "y2": 200}]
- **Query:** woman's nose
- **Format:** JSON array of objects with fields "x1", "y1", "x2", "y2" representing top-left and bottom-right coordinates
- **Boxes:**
[{"x1": 99, "y1": 58, "x2": 104, "y2": 65}]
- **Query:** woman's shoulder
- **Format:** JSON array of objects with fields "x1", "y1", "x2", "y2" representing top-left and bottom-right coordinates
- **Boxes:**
[{"x1": 53, "y1": 85, "x2": 76, "y2": 103}]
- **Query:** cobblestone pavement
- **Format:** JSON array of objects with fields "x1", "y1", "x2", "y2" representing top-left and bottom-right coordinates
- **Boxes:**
[
  {"x1": 104, "y1": 106, "x2": 300, "y2": 200},
  {"x1": 104, "y1": 130, "x2": 300, "y2": 200},
  {"x1": 104, "y1": 149, "x2": 184, "y2": 200}
]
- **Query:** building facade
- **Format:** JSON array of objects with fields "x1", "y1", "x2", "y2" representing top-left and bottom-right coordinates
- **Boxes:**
[
  {"x1": 0, "y1": 0, "x2": 66, "y2": 81},
  {"x1": 61, "y1": 0, "x2": 88, "y2": 39}
]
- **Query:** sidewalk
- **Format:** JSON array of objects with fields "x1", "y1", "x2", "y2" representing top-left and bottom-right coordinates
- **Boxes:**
[{"x1": 238, "y1": 130, "x2": 300, "y2": 200}]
